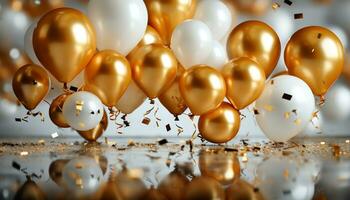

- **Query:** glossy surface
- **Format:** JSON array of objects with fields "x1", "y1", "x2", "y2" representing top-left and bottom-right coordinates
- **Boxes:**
[
  {"x1": 12, "y1": 64, "x2": 49, "y2": 110},
  {"x1": 222, "y1": 58, "x2": 266, "y2": 110},
  {"x1": 227, "y1": 20, "x2": 281, "y2": 77},
  {"x1": 285, "y1": 26, "x2": 344, "y2": 96},
  {"x1": 84, "y1": 50, "x2": 131, "y2": 107},
  {"x1": 198, "y1": 102, "x2": 240, "y2": 144},
  {"x1": 179, "y1": 65, "x2": 226, "y2": 115},
  {"x1": 49, "y1": 93, "x2": 71, "y2": 128},
  {"x1": 144, "y1": 0, "x2": 196, "y2": 45},
  {"x1": 130, "y1": 44, "x2": 178, "y2": 99},
  {"x1": 33, "y1": 8, "x2": 96, "y2": 83},
  {"x1": 115, "y1": 80, "x2": 147, "y2": 114},
  {"x1": 77, "y1": 110, "x2": 108, "y2": 142}
]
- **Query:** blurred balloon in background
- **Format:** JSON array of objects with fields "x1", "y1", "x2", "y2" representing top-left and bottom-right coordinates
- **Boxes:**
[{"x1": 322, "y1": 82, "x2": 350, "y2": 121}]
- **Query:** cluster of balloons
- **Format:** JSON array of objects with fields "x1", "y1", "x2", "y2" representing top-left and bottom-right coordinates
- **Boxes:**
[{"x1": 10, "y1": 0, "x2": 345, "y2": 143}]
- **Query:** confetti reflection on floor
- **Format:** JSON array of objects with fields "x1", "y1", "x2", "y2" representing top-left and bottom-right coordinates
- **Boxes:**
[{"x1": 0, "y1": 137, "x2": 349, "y2": 200}]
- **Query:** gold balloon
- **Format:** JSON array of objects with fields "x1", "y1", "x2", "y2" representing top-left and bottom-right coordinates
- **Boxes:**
[
  {"x1": 12, "y1": 64, "x2": 49, "y2": 110},
  {"x1": 33, "y1": 8, "x2": 96, "y2": 83},
  {"x1": 227, "y1": 20, "x2": 281, "y2": 77},
  {"x1": 343, "y1": 52, "x2": 350, "y2": 84},
  {"x1": 127, "y1": 25, "x2": 164, "y2": 60},
  {"x1": 226, "y1": 179, "x2": 265, "y2": 200},
  {"x1": 159, "y1": 64, "x2": 187, "y2": 116},
  {"x1": 115, "y1": 80, "x2": 147, "y2": 114},
  {"x1": 198, "y1": 102, "x2": 240, "y2": 144},
  {"x1": 9, "y1": 0, "x2": 63, "y2": 17},
  {"x1": 77, "y1": 110, "x2": 108, "y2": 142},
  {"x1": 144, "y1": 0, "x2": 197, "y2": 45},
  {"x1": 95, "y1": 179, "x2": 122, "y2": 200},
  {"x1": 49, "y1": 93, "x2": 71, "y2": 128},
  {"x1": 143, "y1": 187, "x2": 168, "y2": 200},
  {"x1": 179, "y1": 65, "x2": 226, "y2": 115},
  {"x1": 199, "y1": 149, "x2": 240, "y2": 185},
  {"x1": 130, "y1": 44, "x2": 178, "y2": 99},
  {"x1": 115, "y1": 169, "x2": 147, "y2": 200},
  {"x1": 224, "y1": 0, "x2": 270, "y2": 16},
  {"x1": 49, "y1": 159, "x2": 69, "y2": 186},
  {"x1": 14, "y1": 178, "x2": 46, "y2": 200},
  {"x1": 158, "y1": 171, "x2": 189, "y2": 200},
  {"x1": 85, "y1": 50, "x2": 132, "y2": 107},
  {"x1": 222, "y1": 57, "x2": 266, "y2": 110},
  {"x1": 284, "y1": 26, "x2": 344, "y2": 96},
  {"x1": 185, "y1": 176, "x2": 225, "y2": 200}
]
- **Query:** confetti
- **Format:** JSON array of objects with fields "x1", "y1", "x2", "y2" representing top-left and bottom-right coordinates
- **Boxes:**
[
  {"x1": 158, "y1": 139, "x2": 168, "y2": 145},
  {"x1": 272, "y1": 2, "x2": 280, "y2": 9},
  {"x1": 15, "y1": 118, "x2": 21, "y2": 122},
  {"x1": 254, "y1": 109, "x2": 260, "y2": 115},
  {"x1": 51, "y1": 132, "x2": 59, "y2": 139},
  {"x1": 320, "y1": 141, "x2": 326, "y2": 145},
  {"x1": 294, "y1": 119, "x2": 301, "y2": 125},
  {"x1": 294, "y1": 13, "x2": 303, "y2": 19},
  {"x1": 75, "y1": 100, "x2": 84, "y2": 116},
  {"x1": 150, "y1": 99, "x2": 155, "y2": 104},
  {"x1": 282, "y1": 93, "x2": 293, "y2": 101},
  {"x1": 38, "y1": 139, "x2": 45, "y2": 145},
  {"x1": 20, "y1": 151, "x2": 29, "y2": 156},
  {"x1": 333, "y1": 145, "x2": 340, "y2": 157},
  {"x1": 317, "y1": 33, "x2": 322, "y2": 39},
  {"x1": 284, "y1": 0, "x2": 293, "y2": 6},
  {"x1": 242, "y1": 153, "x2": 248, "y2": 163},
  {"x1": 12, "y1": 161, "x2": 21, "y2": 170},
  {"x1": 142, "y1": 117, "x2": 151, "y2": 125},
  {"x1": 263, "y1": 105, "x2": 274, "y2": 112},
  {"x1": 284, "y1": 112, "x2": 290, "y2": 119},
  {"x1": 69, "y1": 86, "x2": 78, "y2": 92},
  {"x1": 346, "y1": 140, "x2": 350, "y2": 144}
]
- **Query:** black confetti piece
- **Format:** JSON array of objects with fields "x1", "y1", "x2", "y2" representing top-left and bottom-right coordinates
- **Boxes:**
[
  {"x1": 254, "y1": 109, "x2": 260, "y2": 115},
  {"x1": 69, "y1": 86, "x2": 78, "y2": 92},
  {"x1": 15, "y1": 118, "x2": 21, "y2": 122},
  {"x1": 166, "y1": 124, "x2": 171, "y2": 132},
  {"x1": 121, "y1": 114, "x2": 127, "y2": 120},
  {"x1": 174, "y1": 116, "x2": 179, "y2": 121},
  {"x1": 284, "y1": 0, "x2": 293, "y2": 6},
  {"x1": 142, "y1": 117, "x2": 150, "y2": 125},
  {"x1": 90, "y1": 111, "x2": 95, "y2": 115},
  {"x1": 283, "y1": 190, "x2": 292, "y2": 195},
  {"x1": 123, "y1": 120, "x2": 130, "y2": 127},
  {"x1": 150, "y1": 99, "x2": 155, "y2": 104},
  {"x1": 317, "y1": 33, "x2": 322, "y2": 39},
  {"x1": 12, "y1": 161, "x2": 21, "y2": 170},
  {"x1": 294, "y1": 13, "x2": 303, "y2": 19},
  {"x1": 282, "y1": 93, "x2": 293, "y2": 101},
  {"x1": 158, "y1": 139, "x2": 168, "y2": 145}
]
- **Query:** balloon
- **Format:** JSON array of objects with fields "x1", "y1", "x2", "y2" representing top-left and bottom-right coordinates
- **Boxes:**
[
  {"x1": 115, "y1": 169, "x2": 147, "y2": 200},
  {"x1": 194, "y1": 0, "x2": 231, "y2": 40},
  {"x1": 77, "y1": 109, "x2": 108, "y2": 142},
  {"x1": 143, "y1": 187, "x2": 168, "y2": 200},
  {"x1": 14, "y1": 178, "x2": 46, "y2": 200},
  {"x1": 284, "y1": 26, "x2": 344, "y2": 96},
  {"x1": 115, "y1": 80, "x2": 147, "y2": 114},
  {"x1": 130, "y1": 44, "x2": 178, "y2": 98},
  {"x1": 62, "y1": 157, "x2": 103, "y2": 195},
  {"x1": 88, "y1": 0, "x2": 148, "y2": 56},
  {"x1": 49, "y1": 93, "x2": 71, "y2": 128},
  {"x1": 171, "y1": 20, "x2": 213, "y2": 68},
  {"x1": 299, "y1": 110, "x2": 323, "y2": 137},
  {"x1": 205, "y1": 41, "x2": 228, "y2": 70},
  {"x1": 12, "y1": 64, "x2": 50, "y2": 110},
  {"x1": 158, "y1": 171, "x2": 189, "y2": 200},
  {"x1": 179, "y1": 65, "x2": 226, "y2": 115},
  {"x1": 198, "y1": 102, "x2": 240, "y2": 143},
  {"x1": 49, "y1": 159, "x2": 70, "y2": 186},
  {"x1": 255, "y1": 75, "x2": 315, "y2": 142},
  {"x1": 94, "y1": 179, "x2": 122, "y2": 200},
  {"x1": 144, "y1": 0, "x2": 196, "y2": 45},
  {"x1": 223, "y1": 0, "x2": 271, "y2": 16},
  {"x1": 222, "y1": 57, "x2": 266, "y2": 110},
  {"x1": 227, "y1": 20, "x2": 281, "y2": 77},
  {"x1": 24, "y1": 21, "x2": 41, "y2": 65},
  {"x1": 199, "y1": 149, "x2": 240, "y2": 185},
  {"x1": 84, "y1": 50, "x2": 132, "y2": 107},
  {"x1": 322, "y1": 83, "x2": 350, "y2": 121},
  {"x1": 33, "y1": 8, "x2": 96, "y2": 83},
  {"x1": 159, "y1": 64, "x2": 187, "y2": 116},
  {"x1": 127, "y1": 25, "x2": 164, "y2": 59},
  {"x1": 226, "y1": 179, "x2": 265, "y2": 200},
  {"x1": 10, "y1": 0, "x2": 63, "y2": 17},
  {"x1": 62, "y1": 91, "x2": 104, "y2": 131},
  {"x1": 185, "y1": 176, "x2": 225, "y2": 200}
]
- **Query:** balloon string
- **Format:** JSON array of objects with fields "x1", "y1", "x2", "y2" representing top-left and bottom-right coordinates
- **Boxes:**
[
  {"x1": 185, "y1": 113, "x2": 197, "y2": 141},
  {"x1": 318, "y1": 95, "x2": 326, "y2": 107}
]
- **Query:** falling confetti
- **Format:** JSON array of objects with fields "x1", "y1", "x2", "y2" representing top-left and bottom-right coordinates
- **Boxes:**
[
  {"x1": 294, "y1": 13, "x2": 304, "y2": 19},
  {"x1": 284, "y1": 0, "x2": 293, "y2": 6}
]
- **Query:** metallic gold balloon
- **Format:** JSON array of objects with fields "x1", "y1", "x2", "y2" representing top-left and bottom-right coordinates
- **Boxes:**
[
  {"x1": 33, "y1": 8, "x2": 96, "y2": 83},
  {"x1": 12, "y1": 64, "x2": 49, "y2": 110},
  {"x1": 127, "y1": 25, "x2": 164, "y2": 60},
  {"x1": 85, "y1": 50, "x2": 132, "y2": 107},
  {"x1": 14, "y1": 178, "x2": 46, "y2": 200},
  {"x1": 199, "y1": 149, "x2": 240, "y2": 185},
  {"x1": 9, "y1": 0, "x2": 63, "y2": 17},
  {"x1": 179, "y1": 65, "x2": 226, "y2": 115},
  {"x1": 49, "y1": 93, "x2": 71, "y2": 128},
  {"x1": 159, "y1": 64, "x2": 187, "y2": 116},
  {"x1": 77, "y1": 110, "x2": 108, "y2": 142},
  {"x1": 158, "y1": 171, "x2": 189, "y2": 200},
  {"x1": 222, "y1": 57, "x2": 266, "y2": 110},
  {"x1": 144, "y1": 0, "x2": 197, "y2": 45},
  {"x1": 284, "y1": 26, "x2": 344, "y2": 96},
  {"x1": 198, "y1": 102, "x2": 240, "y2": 143},
  {"x1": 226, "y1": 179, "x2": 265, "y2": 200},
  {"x1": 185, "y1": 176, "x2": 225, "y2": 200},
  {"x1": 49, "y1": 159, "x2": 69, "y2": 186},
  {"x1": 115, "y1": 80, "x2": 147, "y2": 114},
  {"x1": 130, "y1": 44, "x2": 178, "y2": 98},
  {"x1": 227, "y1": 20, "x2": 281, "y2": 77}
]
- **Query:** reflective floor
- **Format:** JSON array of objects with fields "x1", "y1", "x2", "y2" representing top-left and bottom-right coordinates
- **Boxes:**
[{"x1": 0, "y1": 137, "x2": 349, "y2": 200}]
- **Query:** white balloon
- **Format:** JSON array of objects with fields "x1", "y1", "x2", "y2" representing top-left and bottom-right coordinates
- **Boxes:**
[
  {"x1": 256, "y1": 157, "x2": 315, "y2": 200},
  {"x1": 194, "y1": 0, "x2": 232, "y2": 40},
  {"x1": 205, "y1": 40, "x2": 228, "y2": 69},
  {"x1": 62, "y1": 91, "x2": 104, "y2": 131},
  {"x1": 255, "y1": 75, "x2": 315, "y2": 142},
  {"x1": 328, "y1": 25, "x2": 348, "y2": 50},
  {"x1": 62, "y1": 157, "x2": 103, "y2": 195},
  {"x1": 87, "y1": 0, "x2": 148, "y2": 56},
  {"x1": 24, "y1": 21, "x2": 41, "y2": 65},
  {"x1": 322, "y1": 83, "x2": 350, "y2": 121},
  {"x1": 171, "y1": 20, "x2": 213, "y2": 68}
]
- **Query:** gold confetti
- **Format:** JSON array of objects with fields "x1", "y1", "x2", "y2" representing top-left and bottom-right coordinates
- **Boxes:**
[
  {"x1": 284, "y1": 112, "x2": 290, "y2": 119},
  {"x1": 294, "y1": 119, "x2": 301, "y2": 125},
  {"x1": 20, "y1": 151, "x2": 29, "y2": 156},
  {"x1": 263, "y1": 105, "x2": 273, "y2": 112},
  {"x1": 333, "y1": 145, "x2": 340, "y2": 157},
  {"x1": 320, "y1": 141, "x2": 326, "y2": 145},
  {"x1": 283, "y1": 169, "x2": 289, "y2": 180},
  {"x1": 242, "y1": 153, "x2": 248, "y2": 163},
  {"x1": 272, "y1": 2, "x2": 280, "y2": 9},
  {"x1": 346, "y1": 140, "x2": 350, "y2": 144},
  {"x1": 75, "y1": 100, "x2": 84, "y2": 116},
  {"x1": 37, "y1": 139, "x2": 45, "y2": 145}
]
